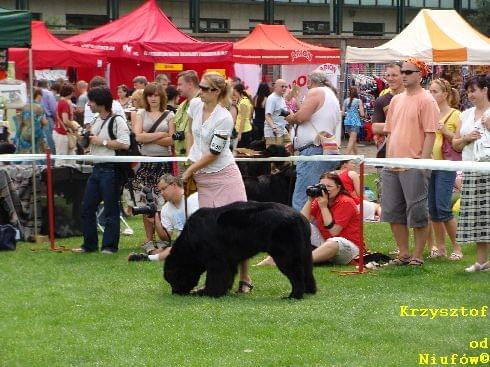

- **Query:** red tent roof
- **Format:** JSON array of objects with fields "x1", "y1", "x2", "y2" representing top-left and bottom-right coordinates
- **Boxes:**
[
  {"x1": 65, "y1": 0, "x2": 232, "y2": 63},
  {"x1": 9, "y1": 21, "x2": 106, "y2": 76},
  {"x1": 234, "y1": 24, "x2": 340, "y2": 65}
]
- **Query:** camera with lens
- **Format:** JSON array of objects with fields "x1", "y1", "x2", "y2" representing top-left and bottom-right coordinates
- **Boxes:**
[
  {"x1": 306, "y1": 183, "x2": 328, "y2": 198},
  {"x1": 80, "y1": 130, "x2": 93, "y2": 149},
  {"x1": 279, "y1": 109, "x2": 290, "y2": 117},
  {"x1": 132, "y1": 187, "x2": 157, "y2": 216},
  {"x1": 172, "y1": 131, "x2": 185, "y2": 141}
]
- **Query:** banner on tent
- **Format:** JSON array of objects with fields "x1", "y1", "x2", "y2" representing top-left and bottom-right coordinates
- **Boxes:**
[
  {"x1": 34, "y1": 69, "x2": 67, "y2": 81},
  {"x1": 281, "y1": 63, "x2": 340, "y2": 100},
  {"x1": 155, "y1": 63, "x2": 183, "y2": 71},
  {"x1": 234, "y1": 64, "x2": 261, "y2": 97}
]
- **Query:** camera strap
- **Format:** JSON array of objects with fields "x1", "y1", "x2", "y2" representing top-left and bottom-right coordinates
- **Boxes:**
[{"x1": 147, "y1": 111, "x2": 170, "y2": 134}]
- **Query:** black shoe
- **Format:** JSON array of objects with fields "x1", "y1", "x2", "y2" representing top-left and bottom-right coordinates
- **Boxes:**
[{"x1": 128, "y1": 252, "x2": 150, "y2": 262}]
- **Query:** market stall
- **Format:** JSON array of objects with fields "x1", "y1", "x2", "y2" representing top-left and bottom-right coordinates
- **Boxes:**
[
  {"x1": 344, "y1": 9, "x2": 490, "y2": 139},
  {"x1": 65, "y1": 0, "x2": 233, "y2": 93}
]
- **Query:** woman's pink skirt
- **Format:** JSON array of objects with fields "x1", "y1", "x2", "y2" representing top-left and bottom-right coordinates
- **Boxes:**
[{"x1": 194, "y1": 163, "x2": 247, "y2": 208}]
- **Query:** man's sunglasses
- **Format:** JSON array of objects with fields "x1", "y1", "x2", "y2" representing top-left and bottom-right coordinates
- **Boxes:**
[
  {"x1": 199, "y1": 84, "x2": 218, "y2": 92},
  {"x1": 400, "y1": 69, "x2": 420, "y2": 75}
]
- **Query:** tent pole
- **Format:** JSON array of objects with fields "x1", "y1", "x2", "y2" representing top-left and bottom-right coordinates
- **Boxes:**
[{"x1": 28, "y1": 48, "x2": 38, "y2": 238}]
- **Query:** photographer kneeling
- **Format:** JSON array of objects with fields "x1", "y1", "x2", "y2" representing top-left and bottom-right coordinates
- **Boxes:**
[
  {"x1": 72, "y1": 87, "x2": 130, "y2": 254},
  {"x1": 257, "y1": 171, "x2": 362, "y2": 266},
  {"x1": 128, "y1": 174, "x2": 199, "y2": 261}
]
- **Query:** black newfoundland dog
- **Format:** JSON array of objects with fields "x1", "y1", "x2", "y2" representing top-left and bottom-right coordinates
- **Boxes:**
[{"x1": 164, "y1": 201, "x2": 316, "y2": 299}]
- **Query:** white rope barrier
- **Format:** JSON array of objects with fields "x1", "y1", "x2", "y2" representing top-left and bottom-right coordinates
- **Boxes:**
[{"x1": 1, "y1": 154, "x2": 490, "y2": 172}]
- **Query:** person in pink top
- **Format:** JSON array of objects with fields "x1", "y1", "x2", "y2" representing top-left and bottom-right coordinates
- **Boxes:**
[{"x1": 382, "y1": 58, "x2": 439, "y2": 266}]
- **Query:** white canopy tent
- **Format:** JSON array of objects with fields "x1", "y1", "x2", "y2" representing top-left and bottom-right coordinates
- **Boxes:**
[{"x1": 346, "y1": 9, "x2": 490, "y2": 65}]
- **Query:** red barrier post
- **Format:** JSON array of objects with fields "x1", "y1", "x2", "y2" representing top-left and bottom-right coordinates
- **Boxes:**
[{"x1": 358, "y1": 161, "x2": 365, "y2": 273}]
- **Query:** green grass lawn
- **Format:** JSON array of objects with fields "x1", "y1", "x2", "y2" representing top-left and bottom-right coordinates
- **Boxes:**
[{"x1": 1, "y1": 176, "x2": 488, "y2": 367}]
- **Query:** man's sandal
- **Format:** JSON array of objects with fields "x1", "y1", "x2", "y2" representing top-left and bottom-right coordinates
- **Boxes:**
[
  {"x1": 236, "y1": 280, "x2": 253, "y2": 294},
  {"x1": 388, "y1": 256, "x2": 411, "y2": 266},
  {"x1": 408, "y1": 258, "x2": 424, "y2": 266}
]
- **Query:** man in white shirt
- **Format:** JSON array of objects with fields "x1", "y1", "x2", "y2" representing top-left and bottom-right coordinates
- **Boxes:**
[
  {"x1": 265, "y1": 79, "x2": 290, "y2": 147},
  {"x1": 128, "y1": 174, "x2": 199, "y2": 261},
  {"x1": 83, "y1": 76, "x2": 126, "y2": 125},
  {"x1": 285, "y1": 70, "x2": 341, "y2": 211},
  {"x1": 72, "y1": 87, "x2": 130, "y2": 254}
]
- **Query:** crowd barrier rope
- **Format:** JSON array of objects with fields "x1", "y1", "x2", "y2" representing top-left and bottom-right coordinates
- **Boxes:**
[{"x1": 2, "y1": 152, "x2": 490, "y2": 273}]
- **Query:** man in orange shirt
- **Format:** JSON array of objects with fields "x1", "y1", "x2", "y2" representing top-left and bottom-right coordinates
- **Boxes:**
[{"x1": 382, "y1": 58, "x2": 439, "y2": 266}]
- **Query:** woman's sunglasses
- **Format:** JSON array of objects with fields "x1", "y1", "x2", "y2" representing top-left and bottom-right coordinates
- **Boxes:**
[
  {"x1": 400, "y1": 69, "x2": 420, "y2": 75},
  {"x1": 199, "y1": 84, "x2": 218, "y2": 92}
]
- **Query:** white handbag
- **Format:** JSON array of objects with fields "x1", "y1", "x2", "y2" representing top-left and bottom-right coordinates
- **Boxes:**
[{"x1": 473, "y1": 129, "x2": 490, "y2": 162}]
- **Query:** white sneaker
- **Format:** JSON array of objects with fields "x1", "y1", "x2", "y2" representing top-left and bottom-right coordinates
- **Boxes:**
[{"x1": 465, "y1": 262, "x2": 490, "y2": 272}]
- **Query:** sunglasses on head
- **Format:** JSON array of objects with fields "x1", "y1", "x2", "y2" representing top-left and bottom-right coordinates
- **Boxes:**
[
  {"x1": 400, "y1": 69, "x2": 420, "y2": 75},
  {"x1": 199, "y1": 84, "x2": 218, "y2": 92}
]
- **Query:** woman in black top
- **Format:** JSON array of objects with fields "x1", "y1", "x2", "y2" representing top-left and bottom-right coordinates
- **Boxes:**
[{"x1": 252, "y1": 82, "x2": 270, "y2": 141}]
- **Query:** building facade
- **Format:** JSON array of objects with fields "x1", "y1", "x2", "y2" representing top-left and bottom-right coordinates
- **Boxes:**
[{"x1": 4, "y1": 0, "x2": 478, "y2": 39}]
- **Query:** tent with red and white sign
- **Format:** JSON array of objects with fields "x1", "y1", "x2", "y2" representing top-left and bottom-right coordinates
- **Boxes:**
[
  {"x1": 65, "y1": 0, "x2": 233, "y2": 91},
  {"x1": 233, "y1": 24, "x2": 340, "y2": 65},
  {"x1": 233, "y1": 24, "x2": 340, "y2": 100}
]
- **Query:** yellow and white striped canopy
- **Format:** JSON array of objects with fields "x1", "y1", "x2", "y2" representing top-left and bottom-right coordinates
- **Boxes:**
[{"x1": 346, "y1": 9, "x2": 490, "y2": 65}]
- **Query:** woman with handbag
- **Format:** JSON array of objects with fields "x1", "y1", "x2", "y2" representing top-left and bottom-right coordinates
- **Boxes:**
[
  {"x1": 428, "y1": 78, "x2": 463, "y2": 261},
  {"x1": 452, "y1": 74, "x2": 490, "y2": 272},
  {"x1": 53, "y1": 84, "x2": 78, "y2": 166},
  {"x1": 182, "y1": 72, "x2": 252, "y2": 294},
  {"x1": 131, "y1": 82, "x2": 175, "y2": 254}
]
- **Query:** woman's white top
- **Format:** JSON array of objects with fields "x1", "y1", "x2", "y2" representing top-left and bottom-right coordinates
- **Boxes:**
[
  {"x1": 187, "y1": 98, "x2": 234, "y2": 173},
  {"x1": 459, "y1": 107, "x2": 490, "y2": 161}
]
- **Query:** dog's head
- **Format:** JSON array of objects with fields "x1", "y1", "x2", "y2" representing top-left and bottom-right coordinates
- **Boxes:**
[{"x1": 163, "y1": 232, "x2": 205, "y2": 295}]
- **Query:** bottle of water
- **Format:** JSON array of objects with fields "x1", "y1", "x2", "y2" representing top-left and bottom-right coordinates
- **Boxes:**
[{"x1": 364, "y1": 186, "x2": 376, "y2": 202}]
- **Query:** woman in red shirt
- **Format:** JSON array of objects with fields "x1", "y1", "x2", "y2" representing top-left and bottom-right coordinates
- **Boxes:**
[
  {"x1": 257, "y1": 171, "x2": 362, "y2": 266},
  {"x1": 53, "y1": 84, "x2": 77, "y2": 164},
  {"x1": 306, "y1": 171, "x2": 362, "y2": 264}
]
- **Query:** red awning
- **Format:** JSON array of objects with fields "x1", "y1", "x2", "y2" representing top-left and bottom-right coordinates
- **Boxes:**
[
  {"x1": 234, "y1": 24, "x2": 340, "y2": 65},
  {"x1": 65, "y1": 0, "x2": 232, "y2": 63},
  {"x1": 9, "y1": 21, "x2": 106, "y2": 76}
]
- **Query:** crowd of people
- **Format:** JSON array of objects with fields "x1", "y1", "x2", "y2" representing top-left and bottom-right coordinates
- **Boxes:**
[{"x1": 5, "y1": 59, "x2": 490, "y2": 282}]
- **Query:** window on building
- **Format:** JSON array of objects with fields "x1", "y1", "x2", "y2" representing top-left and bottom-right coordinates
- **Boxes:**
[
  {"x1": 440, "y1": 0, "x2": 454, "y2": 8},
  {"x1": 425, "y1": 0, "x2": 439, "y2": 7},
  {"x1": 31, "y1": 12, "x2": 42, "y2": 20},
  {"x1": 66, "y1": 14, "x2": 109, "y2": 29},
  {"x1": 408, "y1": 0, "x2": 424, "y2": 6},
  {"x1": 303, "y1": 21, "x2": 330, "y2": 35},
  {"x1": 377, "y1": 0, "x2": 393, "y2": 5},
  {"x1": 199, "y1": 18, "x2": 229, "y2": 33},
  {"x1": 353, "y1": 22, "x2": 384, "y2": 36},
  {"x1": 360, "y1": 0, "x2": 376, "y2": 5},
  {"x1": 344, "y1": 0, "x2": 359, "y2": 4}
]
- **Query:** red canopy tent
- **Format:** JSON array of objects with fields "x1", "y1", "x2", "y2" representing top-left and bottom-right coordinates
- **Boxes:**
[
  {"x1": 233, "y1": 24, "x2": 340, "y2": 65},
  {"x1": 9, "y1": 21, "x2": 106, "y2": 81},
  {"x1": 65, "y1": 0, "x2": 233, "y2": 92}
]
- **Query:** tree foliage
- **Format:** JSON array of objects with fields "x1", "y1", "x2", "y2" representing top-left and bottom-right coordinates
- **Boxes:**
[{"x1": 465, "y1": 0, "x2": 490, "y2": 36}]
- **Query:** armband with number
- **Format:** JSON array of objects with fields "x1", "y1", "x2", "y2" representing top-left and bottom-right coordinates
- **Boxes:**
[{"x1": 209, "y1": 134, "x2": 227, "y2": 155}]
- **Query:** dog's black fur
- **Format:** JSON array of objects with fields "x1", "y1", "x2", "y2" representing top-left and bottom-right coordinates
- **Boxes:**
[
  {"x1": 164, "y1": 201, "x2": 316, "y2": 299},
  {"x1": 240, "y1": 144, "x2": 296, "y2": 205}
]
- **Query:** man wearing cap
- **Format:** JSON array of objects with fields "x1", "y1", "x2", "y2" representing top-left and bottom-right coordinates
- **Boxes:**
[{"x1": 382, "y1": 58, "x2": 438, "y2": 266}]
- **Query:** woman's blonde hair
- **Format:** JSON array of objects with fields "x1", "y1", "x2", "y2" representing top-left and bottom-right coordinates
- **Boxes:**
[
  {"x1": 202, "y1": 72, "x2": 231, "y2": 106},
  {"x1": 431, "y1": 78, "x2": 460, "y2": 109},
  {"x1": 131, "y1": 89, "x2": 145, "y2": 109}
]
